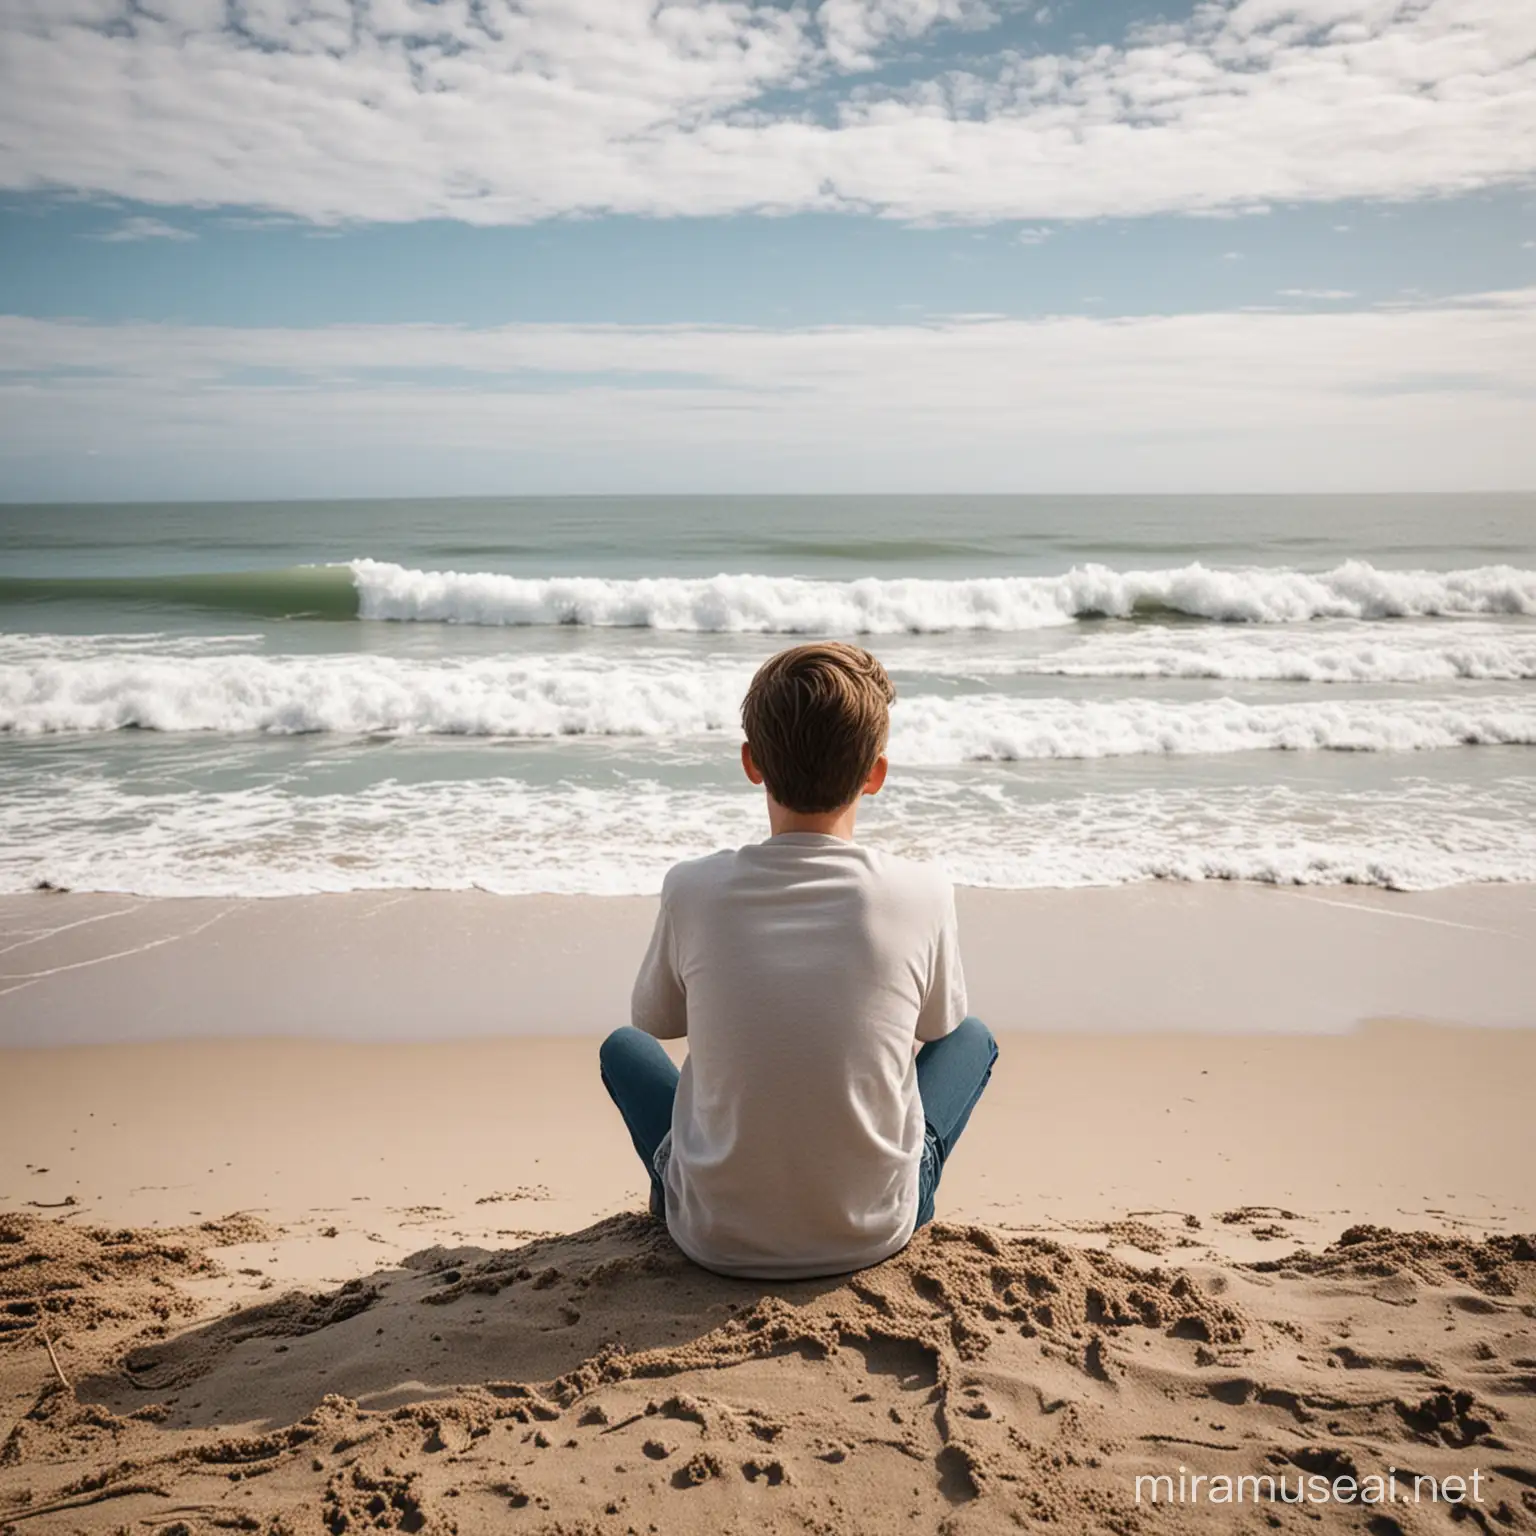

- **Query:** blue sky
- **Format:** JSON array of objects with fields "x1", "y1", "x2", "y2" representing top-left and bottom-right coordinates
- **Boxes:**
[
  {"x1": 1, "y1": 0, "x2": 1534, "y2": 498},
  {"x1": 4, "y1": 192, "x2": 1532, "y2": 329}
]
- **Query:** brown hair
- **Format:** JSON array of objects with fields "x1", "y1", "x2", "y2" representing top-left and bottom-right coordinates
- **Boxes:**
[{"x1": 740, "y1": 642, "x2": 895, "y2": 814}]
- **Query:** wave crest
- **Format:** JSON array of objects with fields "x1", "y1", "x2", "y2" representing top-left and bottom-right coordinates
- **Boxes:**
[{"x1": 350, "y1": 559, "x2": 1536, "y2": 631}]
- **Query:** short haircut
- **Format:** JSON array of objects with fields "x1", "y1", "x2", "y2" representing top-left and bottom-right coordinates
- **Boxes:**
[{"x1": 741, "y1": 642, "x2": 895, "y2": 815}]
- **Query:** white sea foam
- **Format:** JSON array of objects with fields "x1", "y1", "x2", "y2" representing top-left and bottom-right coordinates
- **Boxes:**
[
  {"x1": 5, "y1": 772, "x2": 1532, "y2": 898},
  {"x1": 350, "y1": 558, "x2": 1536, "y2": 631},
  {"x1": 892, "y1": 694, "x2": 1536, "y2": 761},
  {"x1": 902, "y1": 628, "x2": 1536, "y2": 684},
  {"x1": 5, "y1": 652, "x2": 1535, "y2": 759},
  {"x1": 0, "y1": 653, "x2": 751, "y2": 739}
]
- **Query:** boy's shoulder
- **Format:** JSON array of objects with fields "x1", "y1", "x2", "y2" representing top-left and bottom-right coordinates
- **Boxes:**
[
  {"x1": 856, "y1": 845, "x2": 956, "y2": 910},
  {"x1": 659, "y1": 847, "x2": 740, "y2": 900},
  {"x1": 661, "y1": 843, "x2": 952, "y2": 907}
]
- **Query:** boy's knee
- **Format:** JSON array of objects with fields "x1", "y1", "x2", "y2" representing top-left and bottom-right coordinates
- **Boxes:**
[
  {"x1": 959, "y1": 1015, "x2": 998, "y2": 1061},
  {"x1": 599, "y1": 1025, "x2": 638, "y2": 1073}
]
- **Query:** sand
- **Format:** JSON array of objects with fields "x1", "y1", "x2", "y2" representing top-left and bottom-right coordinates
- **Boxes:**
[
  {"x1": 4, "y1": 882, "x2": 1536, "y2": 1046},
  {"x1": 2, "y1": 887, "x2": 1535, "y2": 1532},
  {"x1": 3, "y1": 1203, "x2": 1534, "y2": 1534}
]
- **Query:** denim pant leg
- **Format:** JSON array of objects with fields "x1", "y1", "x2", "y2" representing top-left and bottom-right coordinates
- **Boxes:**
[
  {"x1": 599, "y1": 1026, "x2": 679, "y2": 1218},
  {"x1": 914, "y1": 1016, "x2": 998, "y2": 1228}
]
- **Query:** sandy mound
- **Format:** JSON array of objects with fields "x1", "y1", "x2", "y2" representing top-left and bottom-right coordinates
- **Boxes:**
[
  {"x1": 1248, "y1": 1225, "x2": 1536, "y2": 1294},
  {"x1": 1, "y1": 1214, "x2": 1533, "y2": 1533},
  {"x1": 1, "y1": 1213, "x2": 272, "y2": 1344}
]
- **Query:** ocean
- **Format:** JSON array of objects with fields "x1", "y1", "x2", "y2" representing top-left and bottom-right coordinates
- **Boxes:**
[{"x1": 2, "y1": 494, "x2": 1534, "y2": 898}]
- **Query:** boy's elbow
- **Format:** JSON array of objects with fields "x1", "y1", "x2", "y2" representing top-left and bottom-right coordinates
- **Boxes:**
[{"x1": 630, "y1": 1007, "x2": 680, "y2": 1040}]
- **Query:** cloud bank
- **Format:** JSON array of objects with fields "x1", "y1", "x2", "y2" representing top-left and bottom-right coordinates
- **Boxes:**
[
  {"x1": 0, "y1": 0, "x2": 1531, "y2": 224},
  {"x1": 3, "y1": 290, "x2": 1532, "y2": 494}
]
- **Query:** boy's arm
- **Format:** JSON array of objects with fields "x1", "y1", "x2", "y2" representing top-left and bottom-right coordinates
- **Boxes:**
[
  {"x1": 631, "y1": 885, "x2": 688, "y2": 1039},
  {"x1": 915, "y1": 884, "x2": 967, "y2": 1042}
]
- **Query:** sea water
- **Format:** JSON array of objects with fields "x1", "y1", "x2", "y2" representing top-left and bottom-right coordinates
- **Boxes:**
[{"x1": 1, "y1": 494, "x2": 1533, "y2": 896}]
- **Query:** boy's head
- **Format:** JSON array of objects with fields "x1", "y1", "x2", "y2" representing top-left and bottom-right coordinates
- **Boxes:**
[{"x1": 740, "y1": 642, "x2": 895, "y2": 815}]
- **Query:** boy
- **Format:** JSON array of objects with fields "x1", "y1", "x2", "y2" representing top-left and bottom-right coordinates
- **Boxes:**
[{"x1": 599, "y1": 642, "x2": 997, "y2": 1280}]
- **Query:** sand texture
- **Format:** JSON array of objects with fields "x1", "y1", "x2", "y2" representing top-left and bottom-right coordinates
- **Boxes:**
[{"x1": 2, "y1": 1208, "x2": 1535, "y2": 1534}]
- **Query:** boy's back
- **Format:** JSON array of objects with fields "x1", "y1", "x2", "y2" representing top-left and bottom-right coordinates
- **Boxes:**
[
  {"x1": 633, "y1": 832, "x2": 965, "y2": 1278},
  {"x1": 599, "y1": 640, "x2": 994, "y2": 1280}
]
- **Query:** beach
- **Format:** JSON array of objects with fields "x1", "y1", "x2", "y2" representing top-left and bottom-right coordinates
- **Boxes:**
[
  {"x1": 3, "y1": 495, "x2": 1534, "y2": 1528},
  {"x1": 5, "y1": 0, "x2": 1536, "y2": 1518},
  {"x1": 3, "y1": 886, "x2": 1535, "y2": 1532},
  {"x1": 4, "y1": 882, "x2": 1536, "y2": 1048}
]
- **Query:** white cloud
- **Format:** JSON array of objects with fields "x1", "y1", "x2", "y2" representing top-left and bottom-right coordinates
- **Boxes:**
[
  {"x1": 818, "y1": 0, "x2": 999, "y2": 72},
  {"x1": 3, "y1": 290, "x2": 1533, "y2": 494},
  {"x1": 0, "y1": 0, "x2": 1531, "y2": 225},
  {"x1": 1016, "y1": 225, "x2": 1051, "y2": 245},
  {"x1": 91, "y1": 214, "x2": 196, "y2": 242},
  {"x1": 1279, "y1": 288, "x2": 1358, "y2": 299}
]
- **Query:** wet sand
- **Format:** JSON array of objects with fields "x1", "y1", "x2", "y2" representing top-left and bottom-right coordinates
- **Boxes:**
[{"x1": 3, "y1": 881, "x2": 1535, "y2": 1046}]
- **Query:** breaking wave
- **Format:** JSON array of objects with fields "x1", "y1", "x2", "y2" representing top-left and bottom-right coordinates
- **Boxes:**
[
  {"x1": 4, "y1": 652, "x2": 1533, "y2": 760},
  {"x1": 350, "y1": 559, "x2": 1536, "y2": 630},
  {"x1": 4, "y1": 559, "x2": 1534, "y2": 630}
]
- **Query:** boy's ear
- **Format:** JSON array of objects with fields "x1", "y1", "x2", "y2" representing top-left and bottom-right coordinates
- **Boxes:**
[
  {"x1": 863, "y1": 755, "x2": 888, "y2": 797},
  {"x1": 741, "y1": 741, "x2": 765, "y2": 786}
]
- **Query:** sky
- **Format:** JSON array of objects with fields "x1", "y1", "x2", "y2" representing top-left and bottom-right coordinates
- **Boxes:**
[{"x1": 1, "y1": 0, "x2": 1534, "y2": 499}]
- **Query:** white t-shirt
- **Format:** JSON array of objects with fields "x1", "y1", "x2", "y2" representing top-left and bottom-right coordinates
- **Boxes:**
[{"x1": 631, "y1": 832, "x2": 967, "y2": 1280}]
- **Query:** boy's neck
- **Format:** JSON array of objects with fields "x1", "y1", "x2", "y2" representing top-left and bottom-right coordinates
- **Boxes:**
[{"x1": 765, "y1": 798, "x2": 860, "y2": 843}]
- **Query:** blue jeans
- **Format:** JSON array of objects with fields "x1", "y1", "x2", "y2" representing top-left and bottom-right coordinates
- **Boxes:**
[{"x1": 598, "y1": 1017, "x2": 998, "y2": 1231}]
